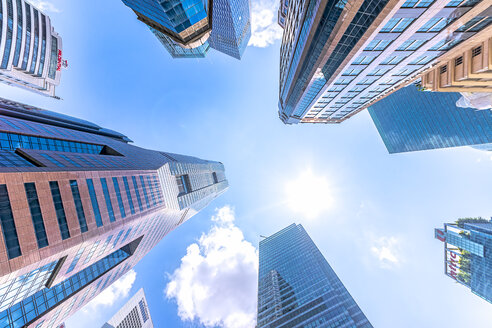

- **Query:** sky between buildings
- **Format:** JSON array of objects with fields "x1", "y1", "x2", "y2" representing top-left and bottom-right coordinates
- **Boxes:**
[{"x1": 1, "y1": 0, "x2": 492, "y2": 327}]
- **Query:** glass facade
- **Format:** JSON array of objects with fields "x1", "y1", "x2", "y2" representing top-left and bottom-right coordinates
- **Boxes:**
[
  {"x1": 257, "y1": 224, "x2": 373, "y2": 328},
  {"x1": 24, "y1": 183, "x2": 49, "y2": 248},
  {"x1": 437, "y1": 222, "x2": 492, "y2": 304},
  {"x1": 368, "y1": 85, "x2": 492, "y2": 153}
]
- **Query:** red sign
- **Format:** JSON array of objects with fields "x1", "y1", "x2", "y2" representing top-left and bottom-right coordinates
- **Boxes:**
[
  {"x1": 448, "y1": 251, "x2": 459, "y2": 280},
  {"x1": 56, "y1": 50, "x2": 62, "y2": 71},
  {"x1": 435, "y1": 228, "x2": 446, "y2": 242}
]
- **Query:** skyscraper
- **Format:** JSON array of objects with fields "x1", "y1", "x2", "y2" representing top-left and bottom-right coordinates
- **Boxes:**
[
  {"x1": 435, "y1": 218, "x2": 492, "y2": 304},
  {"x1": 0, "y1": 0, "x2": 64, "y2": 98},
  {"x1": 102, "y1": 288, "x2": 153, "y2": 328},
  {"x1": 121, "y1": 0, "x2": 251, "y2": 59},
  {"x1": 368, "y1": 84, "x2": 492, "y2": 153},
  {"x1": 277, "y1": 0, "x2": 491, "y2": 124},
  {"x1": 0, "y1": 97, "x2": 228, "y2": 328},
  {"x1": 257, "y1": 224, "x2": 373, "y2": 327}
]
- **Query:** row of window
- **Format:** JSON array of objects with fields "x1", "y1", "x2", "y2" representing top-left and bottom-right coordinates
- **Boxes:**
[{"x1": 0, "y1": 175, "x2": 163, "y2": 260}]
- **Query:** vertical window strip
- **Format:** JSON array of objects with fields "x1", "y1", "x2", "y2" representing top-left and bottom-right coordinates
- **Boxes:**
[
  {"x1": 86, "y1": 179, "x2": 103, "y2": 227},
  {"x1": 83, "y1": 240, "x2": 100, "y2": 264},
  {"x1": 112, "y1": 230, "x2": 124, "y2": 249},
  {"x1": 0, "y1": 185, "x2": 21, "y2": 259},
  {"x1": 49, "y1": 181, "x2": 70, "y2": 240},
  {"x1": 69, "y1": 180, "x2": 88, "y2": 233},
  {"x1": 122, "y1": 177, "x2": 135, "y2": 215},
  {"x1": 59, "y1": 154, "x2": 81, "y2": 167},
  {"x1": 21, "y1": 3, "x2": 30, "y2": 70},
  {"x1": 131, "y1": 176, "x2": 143, "y2": 212},
  {"x1": 146, "y1": 176, "x2": 157, "y2": 206},
  {"x1": 112, "y1": 177, "x2": 126, "y2": 219},
  {"x1": 40, "y1": 154, "x2": 65, "y2": 167},
  {"x1": 29, "y1": 9, "x2": 39, "y2": 73},
  {"x1": 152, "y1": 176, "x2": 163, "y2": 204},
  {"x1": 24, "y1": 183, "x2": 49, "y2": 248},
  {"x1": 1, "y1": 0, "x2": 14, "y2": 69},
  {"x1": 100, "y1": 178, "x2": 115, "y2": 222},
  {"x1": 74, "y1": 155, "x2": 95, "y2": 167},
  {"x1": 139, "y1": 176, "x2": 150, "y2": 208},
  {"x1": 98, "y1": 235, "x2": 113, "y2": 257},
  {"x1": 121, "y1": 228, "x2": 132, "y2": 244},
  {"x1": 66, "y1": 247, "x2": 85, "y2": 274},
  {"x1": 13, "y1": 0, "x2": 22, "y2": 67}
]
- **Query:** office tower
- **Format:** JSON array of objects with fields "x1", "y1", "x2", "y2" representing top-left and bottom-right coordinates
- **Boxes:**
[
  {"x1": 257, "y1": 224, "x2": 373, "y2": 328},
  {"x1": 277, "y1": 0, "x2": 492, "y2": 124},
  {"x1": 0, "y1": 0, "x2": 64, "y2": 98},
  {"x1": 121, "y1": 0, "x2": 251, "y2": 59},
  {"x1": 102, "y1": 288, "x2": 153, "y2": 328},
  {"x1": 435, "y1": 218, "x2": 492, "y2": 304},
  {"x1": 368, "y1": 84, "x2": 492, "y2": 153},
  {"x1": 0, "y1": 97, "x2": 228, "y2": 328}
]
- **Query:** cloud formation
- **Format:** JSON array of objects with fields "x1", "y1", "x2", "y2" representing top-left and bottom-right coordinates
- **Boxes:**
[
  {"x1": 83, "y1": 269, "x2": 137, "y2": 311},
  {"x1": 28, "y1": 1, "x2": 61, "y2": 13},
  {"x1": 165, "y1": 206, "x2": 258, "y2": 328},
  {"x1": 370, "y1": 236, "x2": 402, "y2": 269},
  {"x1": 249, "y1": 0, "x2": 283, "y2": 47}
]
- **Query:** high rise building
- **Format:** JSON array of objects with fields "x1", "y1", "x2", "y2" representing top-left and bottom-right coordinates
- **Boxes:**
[
  {"x1": 0, "y1": 97, "x2": 228, "y2": 328},
  {"x1": 121, "y1": 0, "x2": 251, "y2": 59},
  {"x1": 277, "y1": 0, "x2": 492, "y2": 124},
  {"x1": 0, "y1": 0, "x2": 64, "y2": 98},
  {"x1": 257, "y1": 224, "x2": 373, "y2": 328},
  {"x1": 102, "y1": 288, "x2": 153, "y2": 328},
  {"x1": 368, "y1": 84, "x2": 492, "y2": 153},
  {"x1": 435, "y1": 218, "x2": 492, "y2": 304}
]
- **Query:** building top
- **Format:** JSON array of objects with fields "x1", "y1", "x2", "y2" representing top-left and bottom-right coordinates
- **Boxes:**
[{"x1": 102, "y1": 288, "x2": 154, "y2": 328}]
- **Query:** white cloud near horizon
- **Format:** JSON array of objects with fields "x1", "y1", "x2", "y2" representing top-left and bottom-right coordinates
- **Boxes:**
[
  {"x1": 249, "y1": 0, "x2": 283, "y2": 47},
  {"x1": 82, "y1": 269, "x2": 137, "y2": 311},
  {"x1": 28, "y1": 0, "x2": 60, "y2": 13},
  {"x1": 165, "y1": 206, "x2": 258, "y2": 328},
  {"x1": 370, "y1": 236, "x2": 402, "y2": 269}
]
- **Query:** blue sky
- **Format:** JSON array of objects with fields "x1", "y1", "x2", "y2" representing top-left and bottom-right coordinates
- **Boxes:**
[{"x1": 2, "y1": 0, "x2": 492, "y2": 327}]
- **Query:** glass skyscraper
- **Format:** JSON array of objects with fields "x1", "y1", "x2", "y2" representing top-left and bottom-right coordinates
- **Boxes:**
[
  {"x1": 121, "y1": 0, "x2": 251, "y2": 59},
  {"x1": 0, "y1": 97, "x2": 228, "y2": 328},
  {"x1": 435, "y1": 218, "x2": 492, "y2": 304},
  {"x1": 257, "y1": 224, "x2": 373, "y2": 328},
  {"x1": 277, "y1": 0, "x2": 491, "y2": 124},
  {"x1": 102, "y1": 288, "x2": 153, "y2": 328},
  {"x1": 0, "y1": 0, "x2": 64, "y2": 97},
  {"x1": 368, "y1": 85, "x2": 492, "y2": 153}
]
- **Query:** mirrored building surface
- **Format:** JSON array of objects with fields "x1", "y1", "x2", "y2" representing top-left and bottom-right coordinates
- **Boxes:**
[
  {"x1": 0, "y1": 97, "x2": 228, "y2": 328},
  {"x1": 368, "y1": 85, "x2": 492, "y2": 153},
  {"x1": 257, "y1": 224, "x2": 373, "y2": 328}
]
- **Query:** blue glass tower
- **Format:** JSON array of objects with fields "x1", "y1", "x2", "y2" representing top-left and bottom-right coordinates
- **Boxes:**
[
  {"x1": 435, "y1": 218, "x2": 492, "y2": 304},
  {"x1": 121, "y1": 0, "x2": 250, "y2": 59},
  {"x1": 368, "y1": 85, "x2": 492, "y2": 153},
  {"x1": 257, "y1": 224, "x2": 373, "y2": 328}
]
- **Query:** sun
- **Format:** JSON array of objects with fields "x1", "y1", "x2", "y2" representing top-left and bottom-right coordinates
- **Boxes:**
[{"x1": 284, "y1": 168, "x2": 334, "y2": 219}]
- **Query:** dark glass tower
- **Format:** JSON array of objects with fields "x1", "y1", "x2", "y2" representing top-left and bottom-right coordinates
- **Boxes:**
[
  {"x1": 121, "y1": 0, "x2": 251, "y2": 59},
  {"x1": 0, "y1": 97, "x2": 228, "y2": 328},
  {"x1": 435, "y1": 218, "x2": 492, "y2": 304},
  {"x1": 257, "y1": 224, "x2": 373, "y2": 328},
  {"x1": 368, "y1": 85, "x2": 492, "y2": 153}
]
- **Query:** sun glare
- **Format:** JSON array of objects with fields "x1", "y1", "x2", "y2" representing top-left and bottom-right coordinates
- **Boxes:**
[{"x1": 284, "y1": 168, "x2": 333, "y2": 219}]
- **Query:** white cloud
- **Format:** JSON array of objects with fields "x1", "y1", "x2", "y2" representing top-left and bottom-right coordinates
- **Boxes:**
[
  {"x1": 248, "y1": 0, "x2": 283, "y2": 47},
  {"x1": 370, "y1": 236, "x2": 402, "y2": 269},
  {"x1": 83, "y1": 269, "x2": 137, "y2": 311},
  {"x1": 165, "y1": 206, "x2": 258, "y2": 328},
  {"x1": 28, "y1": 0, "x2": 60, "y2": 13}
]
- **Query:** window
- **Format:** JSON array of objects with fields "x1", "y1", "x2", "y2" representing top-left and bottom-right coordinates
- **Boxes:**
[
  {"x1": 397, "y1": 39, "x2": 426, "y2": 51},
  {"x1": 455, "y1": 56, "x2": 463, "y2": 66},
  {"x1": 49, "y1": 181, "x2": 70, "y2": 240},
  {"x1": 446, "y1": 0, "x2": 463, "y2": 6},
  {"x1": 417, "y1": 17, "x2": 441, "y2": 32},
  {"x1": 212, "y1": 172, "x2": 218, "y2": 184},
  {"x1": 368, "y1": 67, "x2": 390, "y2": 76},
  {"x1": 393, "y1": 18, "x2": 415, "y2": 32},
  {"x1": 1, "y1": 0, "x2": 14, "y2": 69},
  {"x1": 146, "y1": 176, "x2": 157, "y2": 206},
  {"x1": 70, "y1": 180, "x2": 88, "y2": 233},
  {"x1": 40, "y1": 154, "x2": 64, "y2": 167},
  {"x1": 472, "y1": 46, "x2": 482, "y2": 57},
  {"x1": 86, "y1": 179, "x2": 103, "y2": 227},
  {"x1": 364, "y1": 39, "x2": 392, "y2": 51},
  {"x1": 440, "y1": 65, "x2": 448, "y2": 74},
  {"x1": 381, "y1": 55, "x2": 406, "y2": 65},
  {"x1": 176, "y1": 175, "x2": 192, "y2": 195},
  {"x1": 416, "y1": 0, "x2": 434, "y2": 7},
  {"x1": 139, "y1": 176, "x2": 150, "y2": 208},
  {"x1": 131, "y1": 176, "x2": 143, "y2": 212},
  {"x1": 122, "y1": 177, "x2": 135, "y2": 215},
  {"x1": 25, "y1": 183, "x2": 49, "y2": 248},
  {"x1": 401, "y1": 0, "x2": 418, "y2": 7},
  {"x1": 0, "y1": 185, "x2": 21, "y2": 259},
  {"x1": 381, "y1": 18, "x2": 400, "y2": 32},
  {"x1": 409, "y1": 55, "x2": 435, "y2": 65},
  {"x1": 352, "y1": 55, "x2": 374, "y2": 65},
  {"x1": 66, "y1": 247, "x2": 85, "y2": 274},
  {"x1": 59, "y1": 155, "x2": 81, "y2": 167},
  {"x1": 100, "y1": 178, "x2": 115, "y2": 222},
  {"x1": 342, "y1": 67, "x2": 363, "y2": 76},
  {"x1": 112, "y1": 178, "x2": 126, "y2": 219}
]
